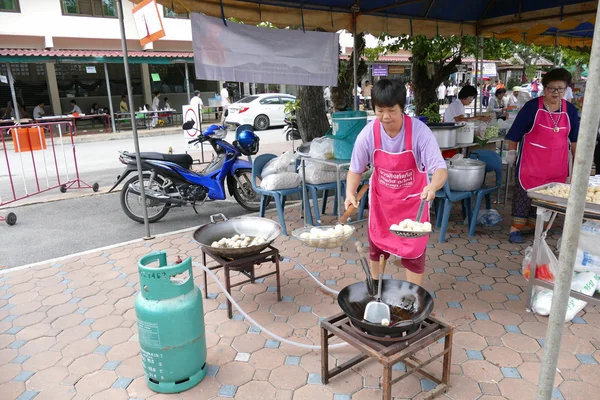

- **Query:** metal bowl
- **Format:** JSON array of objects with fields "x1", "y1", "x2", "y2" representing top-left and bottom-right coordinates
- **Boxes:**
[
  {"x1": 193, "y1": 214, "x2": 282, "y2": 259},
  {"x1": 292, "y1": 225, "x2": 355, "y2": 249}
]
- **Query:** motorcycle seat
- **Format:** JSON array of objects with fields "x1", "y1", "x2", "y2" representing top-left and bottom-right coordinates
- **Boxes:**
[{"x1": 125, "y1": 151, "x2": 194, "y2": 169}]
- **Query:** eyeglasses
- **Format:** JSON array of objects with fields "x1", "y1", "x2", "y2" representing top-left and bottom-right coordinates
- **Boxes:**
[{"x1": 545, "y1": 86, "x2": 566, "y2": 93}]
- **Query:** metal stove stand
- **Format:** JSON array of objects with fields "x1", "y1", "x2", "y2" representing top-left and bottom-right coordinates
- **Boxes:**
[
  {"x1": 320, "y1": 313, "x2": 453, "y2": 400},
  {"x1": 202, "y1": 245, "x2": 281, "y2": 319}
]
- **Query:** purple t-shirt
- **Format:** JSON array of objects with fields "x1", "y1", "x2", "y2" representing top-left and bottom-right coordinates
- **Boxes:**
[{"x1": 349, "y1": 117, "x2": 446, "y2": 174}]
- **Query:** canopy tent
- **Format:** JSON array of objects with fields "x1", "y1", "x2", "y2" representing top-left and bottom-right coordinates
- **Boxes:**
[
  {"x1": 128, "y1": 4, "x2": 600, "y2": 399},
  {"x1": 158, "y1": 0, "x2": 596, "y2": 45}
]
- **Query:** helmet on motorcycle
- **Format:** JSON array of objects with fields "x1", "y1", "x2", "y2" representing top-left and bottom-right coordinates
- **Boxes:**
[{"x1": 234, "y1": 129, "x2": 260, "y2": 156}]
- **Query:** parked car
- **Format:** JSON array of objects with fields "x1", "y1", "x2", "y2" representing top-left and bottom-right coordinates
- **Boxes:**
[{"x1": 226, "y1": 93, "x2": 296, "y2": 131}]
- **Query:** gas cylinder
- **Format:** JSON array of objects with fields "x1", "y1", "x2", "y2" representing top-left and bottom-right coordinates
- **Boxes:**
[{"x1": 135, "y1": 252, "x2": 207, "y2": 393}]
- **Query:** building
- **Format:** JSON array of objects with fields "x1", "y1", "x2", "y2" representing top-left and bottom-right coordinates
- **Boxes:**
[{"x1": 0, "y1": 0, "x2": 289, "y2": 119}]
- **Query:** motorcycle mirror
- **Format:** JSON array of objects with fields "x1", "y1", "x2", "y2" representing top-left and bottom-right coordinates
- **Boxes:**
[{"x1": 182, "y1": 120, "x2": 195, "y2": 130}]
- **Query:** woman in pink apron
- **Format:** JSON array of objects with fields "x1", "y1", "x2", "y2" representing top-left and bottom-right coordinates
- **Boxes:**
[
  {"x1": 505, "y1": 68, "x2": 580, "y2": 243},
  {"x1": 345, "y1": 79, "x2": 448, "y2": 286}
]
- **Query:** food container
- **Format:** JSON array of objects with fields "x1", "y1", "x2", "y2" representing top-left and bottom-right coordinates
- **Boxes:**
[
  {"x1": 426, "y1": 123, "x2": 459, "y2": 148},
  {"x1": 456, "y1": 122, "x2": 475, "y2": 144},
  {"x1": 446, "y1": 157, "x2": 486, "y2": 191},
  {"x1": 292, "y1": 225, "x2": 355, "y2": 249}
]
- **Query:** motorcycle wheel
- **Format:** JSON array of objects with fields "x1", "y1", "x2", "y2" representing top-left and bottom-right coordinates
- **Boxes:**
[
  {"x1": 231, "y1": 168, "x2": 268, "y2": 212},
  {"x1": 286, "y1": 129, "x2": 300, "y2": 141},
  {"x1": 120, "y1": 173, "x2": 171, "y2": 223}
]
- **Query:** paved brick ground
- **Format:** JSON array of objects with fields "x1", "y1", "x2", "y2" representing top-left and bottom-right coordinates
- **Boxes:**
[{"x1": 1, "y1": 199, "x2": 599, "y2": 400}]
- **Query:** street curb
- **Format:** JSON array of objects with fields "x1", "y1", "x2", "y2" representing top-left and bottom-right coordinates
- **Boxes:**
[{"x1": 0, "y1": 203, "x2": 301, "y2": 274}]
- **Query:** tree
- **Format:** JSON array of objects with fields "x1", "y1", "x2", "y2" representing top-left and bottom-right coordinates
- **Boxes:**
[
  {"x1": 373, "y1": 34, "x2": 514, "y2": 114},
  {"x1": 331, "y1": 32, "x2": 368, "y2": 112},
  {"x1": 512, "y1": 43, "x2": 553, "y2": 82},
  {"x1": 295, "y1": 86, "x2": 331, "y2": 142},
  {"x1": 560, "y1": 48, "x2": 590, "y2": 81}
]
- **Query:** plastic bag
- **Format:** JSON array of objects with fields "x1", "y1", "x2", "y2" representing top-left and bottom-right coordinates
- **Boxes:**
[
  {"x1": 532, "y1": 272, "x2": 598, "y2": 322},
  {"x1": 562, "y1": 221, "x2": 600, "y2": 273},
  {"x1": 260, "y1": 172, "x2": 301, "y2": 191},
  {"x1": 309, "y1": 137, "x2": 334, "y2": 160},
  {"x1": 465, "y1": 209, "x2": 503, "y2": 227},
  {"x1": 262, "y1": 152, "x2": 298, "y2": 178},
  {"x1": 522, "y1": 240, "x2": 557, "y2": 282}
]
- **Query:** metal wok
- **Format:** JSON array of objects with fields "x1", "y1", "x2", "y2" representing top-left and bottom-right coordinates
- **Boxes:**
[
  {"x1": 338, "y1": 280, "x2": 434, "y2": 338},
  {"x1": 193, "y1": 214, "x2": 282, "y2": 259}
]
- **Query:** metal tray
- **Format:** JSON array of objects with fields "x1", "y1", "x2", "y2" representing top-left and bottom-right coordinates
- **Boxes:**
[{"x1": 527, "y1": 183, "x2": 600, "y2": 215}]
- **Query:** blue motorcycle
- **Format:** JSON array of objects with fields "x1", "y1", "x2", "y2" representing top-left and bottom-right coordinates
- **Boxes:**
[{"x1": 108, "y1": 122, "x2": 262, "y2": 223}]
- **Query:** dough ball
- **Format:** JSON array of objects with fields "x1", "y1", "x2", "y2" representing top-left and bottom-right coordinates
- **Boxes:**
[
  {"x1": 381, "y1": 318, "x2": 390, "y2": 327},
  {"x1": 240, "y1": 234, "x2": 247, "y2": 239},
  {"x1": 343, "y1": 225, "x2": 353, "y2": 234},
  {"x1": 300, "y1": 232, "x2": 310, "y2": 239},
  {"x1": 211, "y1": 242, "x2": 219, "y2": 248},
  {"x1": 423, "y1": 222, "x2": 432, "y2": 232},
  {"x1": 390, "y1": 224, "x2": 400, "y2": 231}
]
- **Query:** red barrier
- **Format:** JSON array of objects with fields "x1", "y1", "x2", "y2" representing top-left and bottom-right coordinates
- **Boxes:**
[{"x1": 0, "y1": 121, "x2": 99, "y2": 226}]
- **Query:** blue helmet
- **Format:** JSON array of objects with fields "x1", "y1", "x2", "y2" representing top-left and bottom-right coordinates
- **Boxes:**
[{"x1": 234, "y1": 125, "x2": 259, "y2": 155}]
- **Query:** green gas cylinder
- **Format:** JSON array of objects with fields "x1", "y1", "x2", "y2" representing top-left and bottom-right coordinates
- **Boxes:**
[{"x1": 135, "y1": 252, "x2": 207, "y2": 393}]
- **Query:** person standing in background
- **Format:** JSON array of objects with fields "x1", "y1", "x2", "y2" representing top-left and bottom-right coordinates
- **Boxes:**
[
  {"x1": 220, "y1": 83, "x2": 230, "y2": 125},
  {"x1": 437, "y1": 83, "x2": 447, "y2": 105},
  {"x1": 531, "y1": 78, "x2": 539, "y2": 98},
  {"x1": 120, "y1": 95, "x2": 128, "y2": 112},
  {"x1": 564, "y1": 83, "x2": 574, "y2": 103},
  {"x1": 481, "y1": 83, "x2": 490, "y2": 107},
  {"x1": 151, "y1": 91, "x2": 160, "y2": 128}
]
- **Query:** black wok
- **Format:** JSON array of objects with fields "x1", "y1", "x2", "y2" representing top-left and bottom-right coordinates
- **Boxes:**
[{"x1": 337, "y1": 279, "x2": 434, "y2": 338}]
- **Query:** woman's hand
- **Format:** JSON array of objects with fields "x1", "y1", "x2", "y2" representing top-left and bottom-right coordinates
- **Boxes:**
[
  {"x1": 344, "y1": 194, "x2": 358, "y2": 210},
  {"x1": 420, "y1": 184, "x2": 437, "y2": 201}
]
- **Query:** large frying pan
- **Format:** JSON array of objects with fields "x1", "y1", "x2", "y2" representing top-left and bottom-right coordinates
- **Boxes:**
[
  {"x1": 337, "y1": 242, "x2": 434, "y2": 338},
  {"x1": 193, "y1": 214, "x2": 282, "y2": 259},
  {"x1": 337, "y1": 279, "x2": 434, "y2": 337}
]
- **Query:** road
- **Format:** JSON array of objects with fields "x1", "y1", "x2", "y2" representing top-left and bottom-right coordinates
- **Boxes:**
[{"x1": 1, "y1": 127, "x2": 289, "y2": 269}]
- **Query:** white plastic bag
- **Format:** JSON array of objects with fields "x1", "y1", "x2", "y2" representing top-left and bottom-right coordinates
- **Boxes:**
[
  {"x1": 262, "y1": 152, "x2": 298, "y2": 178},
  {"x1": 301, "y1": 160, "x2": 346, "y2": 184},
  {"x1": 533, "y1": 272, "x2": 597, "y2": 322},
  {"x1": 522, "y1": 239, "x2": 557, "y2": 282},
  {"x1": 465, "y1": 209, "x2": 503, "y2": 227},
  {"x1": 260, "y1": 172, "x2": 301, "y2": 191},
  {"x1": 572, "y1": 221, "x2": 600, "y2": 273},
  {"x1": 309, "y1": 137, "x2": 334, "y2": 160}
]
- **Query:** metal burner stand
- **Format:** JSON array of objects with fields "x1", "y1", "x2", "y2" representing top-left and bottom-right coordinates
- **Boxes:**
[
  {"x1": 202, "y1": 245, "x2": 282, "y2": 319},
  {"x1": 320, "y1": 313, "x2": 453, "y2": 400}
]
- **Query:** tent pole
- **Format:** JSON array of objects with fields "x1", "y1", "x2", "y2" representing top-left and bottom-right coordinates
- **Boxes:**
[
  {"x1": 479, "y1": 35, "x2": 484, "y2": 115},
  {"x1": 104, "y1": 63, "x2": 117, "y2": 134},
  {"x1": 536, "y1": 5, "x2": 600, "y2": 400},
  {"x1": 116, "y1": 0, "x2": 153, "y2": 240},
  {"x1": 185, "y1": 62, "x2": 191, "y2": 103},
  {"x1": 474, "y1": 36, "x2": 479, "y2": 117},
  {"x1": 6, "y1": 63, "x2": 21, "y2": 122},
  {"x1": 352, "y1": 11, "x2": 358, "y2": 111}
]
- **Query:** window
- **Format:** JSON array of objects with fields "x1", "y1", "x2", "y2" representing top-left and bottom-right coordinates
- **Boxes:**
[
  {"x1": 163, "y1": 7, "x2": 189, "y2": 19},
  {"x1": 0, "y1": 0, "x2": 20, "y2": 12},
  {"x1": 238, "y1": 96, "x2": 258, "y2": 104},
  {"x1": 281, "y1": 97, "x2": 296, "y2": 104},
  {"x1": 260, "y1": 97, "x2": 282, "y2": 105},
  {"x1": 62, "y1": 0, "x2": 116, "y2": 18}
]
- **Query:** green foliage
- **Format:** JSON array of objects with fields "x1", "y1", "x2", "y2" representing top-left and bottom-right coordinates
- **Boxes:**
[
  {"x1": 283, "y1": 99, "x2": 300, "y2": 117},
  {"x1": 506, "y1": 77, "x2": 521, "y2": 90},
  {"x1": 420, "y1": 103, "x2": 441, "y2": 124}
]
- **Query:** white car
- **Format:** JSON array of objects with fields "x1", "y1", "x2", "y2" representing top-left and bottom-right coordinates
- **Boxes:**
[{"x1": 226, "y1": 93, "x2": 296, "y2": 131}]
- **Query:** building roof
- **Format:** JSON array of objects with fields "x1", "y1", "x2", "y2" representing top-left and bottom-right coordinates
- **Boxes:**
[{"x1": 0, "y1": 49, "x2": 194, "y2": 64}]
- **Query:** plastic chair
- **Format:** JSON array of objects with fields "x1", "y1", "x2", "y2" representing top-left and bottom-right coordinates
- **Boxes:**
[
  {"x1": 435, "y1": 181, "x2": 474, "y2": 243},
  {"x1": 341, "y1": 180, "x2": 369, "y2": 221},
  {"x1": 252, "y1": 154, "x2": 306, "y2": 236},
  {"x1": 468, "y1": 150, "x2": 503, "y2": 237},
  {"x1": 304, "y1": 181, "x2": 340, "y2": 226}
]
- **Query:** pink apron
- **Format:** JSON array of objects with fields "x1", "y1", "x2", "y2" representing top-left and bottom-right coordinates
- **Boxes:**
[
  {"x1": 518, "y1": 97, "x2": 571, "y2": 190},
  {"x1": 369, "y1": 116, "x2": 429, "y2": 259}
]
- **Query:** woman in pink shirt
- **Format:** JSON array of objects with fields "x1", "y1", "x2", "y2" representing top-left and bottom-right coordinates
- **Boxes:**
[{"x1": 345, "y1": 79, "x2": 448, "y2": 286}]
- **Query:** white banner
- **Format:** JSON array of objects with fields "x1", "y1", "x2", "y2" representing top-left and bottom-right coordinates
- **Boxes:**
[{"x1": 191, "y1": 14, "x2": 339, "y2": 86}]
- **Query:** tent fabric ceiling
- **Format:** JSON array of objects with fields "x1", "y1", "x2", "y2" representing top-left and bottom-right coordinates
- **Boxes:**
[{"x1": 158, "y1": 0, "x2": 596, "y2": 45}]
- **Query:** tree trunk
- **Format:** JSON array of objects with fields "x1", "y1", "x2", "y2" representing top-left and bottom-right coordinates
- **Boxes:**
[
  {"x1": 296, "y1": 86, "x2": 330, "y2": 143},
  {"x1": 412, "y1": 55, "x2": 437, "y2": 115}
]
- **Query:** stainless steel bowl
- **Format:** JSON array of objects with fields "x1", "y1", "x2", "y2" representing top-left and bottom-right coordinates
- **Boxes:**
[
  {"x1": 193, "y1": 214, "x2": 282, "y2": 258},
  {"x1": 446, "y1": 159, "x2": 486, "y2": 191}
]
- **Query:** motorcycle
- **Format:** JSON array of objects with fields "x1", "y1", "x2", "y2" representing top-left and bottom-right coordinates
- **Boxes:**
[
  {"x1": 108, "y1": 122, "x2": 262, "y2": 223},
  {"x1": 283, "y1": 115, "x2": 301, "y2": 141}
]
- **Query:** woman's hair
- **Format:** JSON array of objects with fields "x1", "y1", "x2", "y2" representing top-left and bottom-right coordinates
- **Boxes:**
[
  {"x1": 495, "y1": 88, "x2": 507, "y2": 97},
  {"x1": 458, "y1": 85, "x2": 477, "y2": 99},
  {"x1": 154, "y1": 91, "x2": 160, "y2": 96},
  {"x1": 542, "y1": 68, "x2": 572, "y2": 87},
  {"x1": 371, "y1": 79, "x2": 406, "y2": 110},
  {"x1": 164, "y1": 97, "x2": 169, "y2": 101}
]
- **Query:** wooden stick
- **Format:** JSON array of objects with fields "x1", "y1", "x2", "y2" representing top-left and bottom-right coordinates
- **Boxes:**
[{"x1": 339, "y1": 184, "x2": 369, "y2": 224}]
